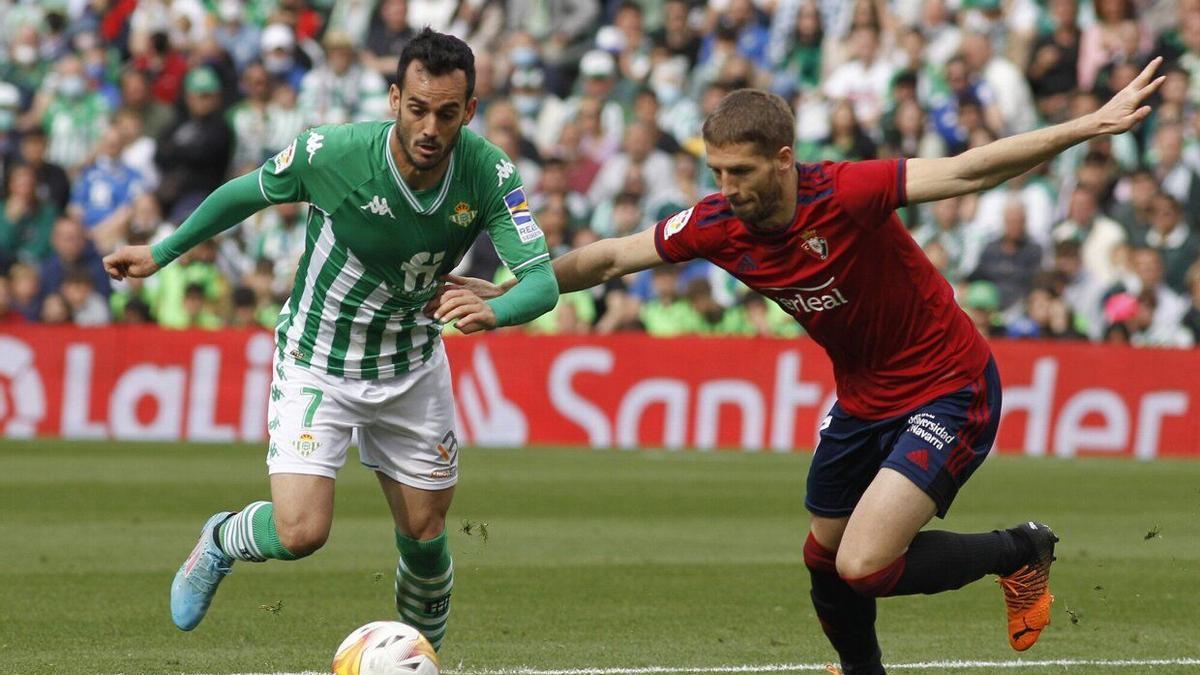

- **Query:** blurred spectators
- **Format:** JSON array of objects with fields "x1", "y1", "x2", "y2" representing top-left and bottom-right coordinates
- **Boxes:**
[
  {"x1": 67, "y1": 128, "x2": 144, "y2": 253},
  {"x1": 154, "y1": 67, "x2": 234, "y2": 222},
  {"x1": 35, "y1": 54, "x2": 110, "y2": 172},
  {"x1": 298, "y1": 29, "x2": 387, "y2": 126},
  {"x1": 60, "y1": 266, "x2": 110, "y2": 326},
  {"x1": 1137, "y1": 192, "x2": 1200, "y2": 293},
  {"x1": 0, "y1": 164, "x2": 58, "y2": 268},
  {"x1": 18, "y1": 128, "x2": 71, "y2": 212},
  {"x1": 1104, "y1": 247, "x2": 1193, "y2": 347},
  {"x1": 40, "y1": 218, "x2": 111, "y2": 302},
  {"x1": 969, "y1": 199, "x2": 1044, "y2": 312},
  {"x1": 0, "y1": 0, "x2": 1195, "y2": 347}
]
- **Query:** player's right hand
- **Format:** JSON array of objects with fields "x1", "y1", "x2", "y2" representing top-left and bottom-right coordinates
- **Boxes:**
[
  {"x1": 424, "y1": 274, "x2": 506, "y2": 317},
  {"x1": 103, "y1": 245, "x2": 160, "y2": 281}
]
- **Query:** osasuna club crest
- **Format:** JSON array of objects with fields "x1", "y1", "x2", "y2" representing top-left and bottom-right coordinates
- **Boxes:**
[{"x1": 801, "y1": 229, "x2": 829, "y2": 260}]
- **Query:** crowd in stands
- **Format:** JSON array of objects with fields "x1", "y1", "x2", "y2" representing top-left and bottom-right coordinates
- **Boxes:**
[{"x1": 1, "y1": 0, "x2": 1199, "y2": 347}]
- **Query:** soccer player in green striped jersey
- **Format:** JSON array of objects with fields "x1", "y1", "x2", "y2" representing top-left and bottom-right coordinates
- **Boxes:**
[{"x1": 103, "y1": 29, "x2": 558, "y2": 648}]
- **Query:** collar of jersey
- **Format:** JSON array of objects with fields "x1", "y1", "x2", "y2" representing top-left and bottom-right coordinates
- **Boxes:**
[{"x1": 383, "y1": 122, "x2": 456, "y2": 216}]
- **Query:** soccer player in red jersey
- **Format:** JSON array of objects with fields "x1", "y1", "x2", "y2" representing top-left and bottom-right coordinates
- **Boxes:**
[{"x1": 434, "y1": 58, "x2": 1167, "y2": 673}]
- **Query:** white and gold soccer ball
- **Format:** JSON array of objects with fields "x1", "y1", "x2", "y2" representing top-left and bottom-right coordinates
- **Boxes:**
[{"x1": 331, "y1": 621, "x2": 440, "y2": 675}]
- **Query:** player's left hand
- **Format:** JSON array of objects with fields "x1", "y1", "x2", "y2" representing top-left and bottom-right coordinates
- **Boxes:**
[
  {"x1": 433, "y1": 288, "x2": 497, "y2": 334},
  {"x1": 1090, "y1": 56, "x2": 1166, "y2": 136}
]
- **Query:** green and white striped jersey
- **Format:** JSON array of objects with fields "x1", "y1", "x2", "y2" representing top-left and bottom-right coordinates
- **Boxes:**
[{"x1": 257, "y1": 121, "x2": 548, "y2": 379}]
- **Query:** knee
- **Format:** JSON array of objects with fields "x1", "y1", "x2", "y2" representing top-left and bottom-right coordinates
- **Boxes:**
[
  {"x1": 401, "y1": 514, "x2": 446, "y2": 542},
  {"x1": 837, "y1": 552, "x2": 904, "y2": 597},
  {"x1": 803, "y1": 532, "x2": 838, "y2": 574},
  {"x1": 835, "y1": 551, "x2": 880, "y2": 581},
  {"x1": 275, "y1": 517, "x2": 329, "y2": 558}
]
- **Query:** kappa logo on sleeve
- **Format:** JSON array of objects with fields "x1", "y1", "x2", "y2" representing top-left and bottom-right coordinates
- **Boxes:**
[
  {"x1": 503, "y1": 187, "x2": 544, "y2": 243},
  {"x1": 662, "y1": 206, "x2": 694, "y2": 240},
  {"x1": 495, "y1": 159, "x2": 515, "y2": 186},
  {"x1": 272, "y1": 139, "x2": 297, "y2": 174},
  {"x1": 305, "y1": 131, "x2": 324, "y2": 163}
]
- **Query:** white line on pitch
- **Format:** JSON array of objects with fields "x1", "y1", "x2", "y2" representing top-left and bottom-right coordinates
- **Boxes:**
[{"x1": 225, "y1": 657, "x2": 1200, "y2": 675}]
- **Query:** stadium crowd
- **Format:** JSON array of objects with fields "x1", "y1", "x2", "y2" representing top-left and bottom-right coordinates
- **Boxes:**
[{"x1": 0, "y1": 0, "x2": 1199, "y2": 346}]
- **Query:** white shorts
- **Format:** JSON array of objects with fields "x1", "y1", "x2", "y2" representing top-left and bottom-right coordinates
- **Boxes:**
[{"x1": 266, "y1": 343, "x2": 459, "y2": 490}]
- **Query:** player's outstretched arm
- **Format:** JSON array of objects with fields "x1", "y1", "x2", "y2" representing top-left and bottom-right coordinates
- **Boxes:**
[
  {"x1": 552, "y1": 227, "x2": 664, "y2": 293},
  {"x1": 905, "y1": 56, "x2": 1165, "y2": 205},
  {"x1": 429, "y1": 227, "x2": 664, "y2": 326},
  {"x1": 103, "y1": 171, "x2": 273, "y2": 280}
]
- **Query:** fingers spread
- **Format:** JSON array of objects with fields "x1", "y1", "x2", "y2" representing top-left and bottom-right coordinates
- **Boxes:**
[{"x1": 1133, "y1": 56, "x2": 1163, "y2": 87}]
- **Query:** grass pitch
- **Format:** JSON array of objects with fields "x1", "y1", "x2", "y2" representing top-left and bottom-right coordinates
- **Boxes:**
[{"x1": 1, "y1": 441, "x2": 1198, "y2": 674}]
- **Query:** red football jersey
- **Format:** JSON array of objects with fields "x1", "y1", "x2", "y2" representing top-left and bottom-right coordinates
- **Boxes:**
[{"x1": 653, "y1": 159, "x2": 991, "y2": 420}]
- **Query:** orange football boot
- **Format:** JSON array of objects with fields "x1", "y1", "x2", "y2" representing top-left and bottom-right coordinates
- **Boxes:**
[{"x1": 997, "y1": 521, "x2": 1059, "y2": 651}]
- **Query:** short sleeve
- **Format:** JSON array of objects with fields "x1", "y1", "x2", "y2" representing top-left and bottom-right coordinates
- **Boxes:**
[
  {"x1": 833, "y1": 159, "x2": 907, "y2": 227},
  {"x1": 653, "y1": 204, "x2": 702, "y2": 263},
  {"x1": 484, "y1": 156, "x2": 550, "y2": 274},
  {"x1": 257, "y1": 128, "x2": 323, "y2": 204}
]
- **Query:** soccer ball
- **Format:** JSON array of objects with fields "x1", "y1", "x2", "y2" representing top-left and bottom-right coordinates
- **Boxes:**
[{"x1": 332, "y1": 621, "x2": 440, "y2": 675}]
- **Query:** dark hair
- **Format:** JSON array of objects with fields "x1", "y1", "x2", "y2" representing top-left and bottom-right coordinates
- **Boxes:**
[
  {"x1": 232, "y1": 286, "x2": 257, "y2": 307},
  {"x1": 701, "y1": 89, "x2": 795, "y2": 157},
  {"x1": 396, "y1": 27, "x2": 476, "y2": 101}
]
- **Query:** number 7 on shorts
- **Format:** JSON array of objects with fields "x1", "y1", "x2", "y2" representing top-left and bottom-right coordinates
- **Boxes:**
[{"x1": 300, "y1": 387, "x2": 323, "y2": 428}]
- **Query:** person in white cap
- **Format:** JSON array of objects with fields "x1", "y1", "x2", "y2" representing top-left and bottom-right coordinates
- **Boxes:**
[
  {"x1": 260, "y1": 23, "x2": 308, "y2": 91},
  {"x1": 557, "y1": 49, "x2": 624, "y2": 158}
]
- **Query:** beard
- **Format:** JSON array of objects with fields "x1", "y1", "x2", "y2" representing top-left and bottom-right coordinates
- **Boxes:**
[
  {"x1": 396, "y1": 123, "x2": 462, "y2": 171},
  {"x1": 731, "y1": 178, "x2": 784, "y2": 227}
]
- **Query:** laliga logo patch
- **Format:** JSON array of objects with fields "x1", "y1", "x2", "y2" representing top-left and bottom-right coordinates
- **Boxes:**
[
  {"x1": 272, "y1": 139, "x2": 297, "y2": 174},
  {"x1": 663, "y1": 207, "x2": 694, "y2": 240},
  {"x1": 800, "y1": 229, "x2": 828, "y2": 260}
]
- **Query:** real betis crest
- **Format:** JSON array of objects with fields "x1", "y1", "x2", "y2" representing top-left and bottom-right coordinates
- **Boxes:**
[
  {"x1": 449, "y1": 201, "x2": 477, "y2": 227},
  {"x1": 800, "y1": 229, "x2": 829, "y2": 260}
]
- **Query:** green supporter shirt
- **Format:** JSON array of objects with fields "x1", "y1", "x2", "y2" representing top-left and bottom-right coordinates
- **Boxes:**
[{"x1": 153, "y1": 121, "x2": 556, "y2": 379}]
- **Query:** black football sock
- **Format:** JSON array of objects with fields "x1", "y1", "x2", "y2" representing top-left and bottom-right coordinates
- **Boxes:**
[
  {"x1": 846, "y1": 529, "x2": 1033, "y2": 598},
  {"x1": 805, "y1": 534, "x2": 885, "y2": 675}
]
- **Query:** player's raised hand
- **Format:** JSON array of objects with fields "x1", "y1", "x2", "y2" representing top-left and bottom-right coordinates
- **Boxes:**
[
  {"x1": 1091, "y1": 56, "x2": 1166, "y2": 136},
  {"x1": 103, "y1": 245, "x2": 160, "y2": 281},
  {"x1": 433, "y1": 287, "x2": 497, "y2": 334}
]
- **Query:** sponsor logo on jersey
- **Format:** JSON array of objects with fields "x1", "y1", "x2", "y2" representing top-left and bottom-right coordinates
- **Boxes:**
[
  {"x1": 305, "y1": 131, "x2": 324, "y2": 163},
  {"x1": 293, "y1": 432, "x2": 321, "y2": 457},
  {"x1": 762, "y1": 276, "x2": 849, "y2": 315},
  {"x1": 400, "y1": 251, "x2": 445, "y2": 292},
  {"x1": 272, "y1": 139, "x2": 297, "y2": 174},
  {"x1": 449, "y1": 201, "x2": 477, "y2": 227},
  {"x1": 503, "y1": 187, "x2": 544, "y2": 243},
  {"x1": 663, "y1": 207, "x2": 694, "y2": 240},
  {"x1": 800, "y1": 229, "x2": 829, "y2": 260},
  {"x1": 360, "y1": 195, "x2": 395, "y2": 219},
  {"x1": 495, "y1": 159, "x2": 515, "y2": 186}
]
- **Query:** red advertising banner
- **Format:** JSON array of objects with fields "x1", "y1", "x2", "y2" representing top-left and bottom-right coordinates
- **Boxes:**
[{"x1": 1, "y1": 326, "x2": 1197, "y2": 458}]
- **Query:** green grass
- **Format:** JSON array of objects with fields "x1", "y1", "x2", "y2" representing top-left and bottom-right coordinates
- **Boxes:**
[{"x1": 1, "y1": 441, "x2": 1198, "y2": 674}]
